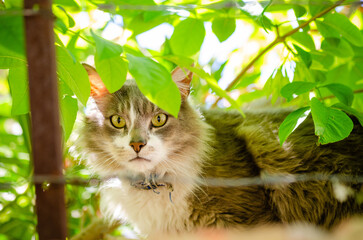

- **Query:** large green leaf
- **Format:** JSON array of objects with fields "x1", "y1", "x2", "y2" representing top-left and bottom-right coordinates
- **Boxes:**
[
  {"x1": 320, "y1": 83, "x2": 354, "y2": 106},
  {"x1": 91, "y1": 30, "x2": 123, "y2": 60},
  {"x1": 169, "y1": 18, "x2": 206, "y2": 57},
  {"x1": 321, "y1": 38, "x2": 354, "y2": 58},
  {"x1": 59, "y1": 80, "x2": 78, "y2": 141},
  {"x1": 278, "y1": 107, "x2": 310, "y2": 145},
  {"x1": 332, "y1": 103, "x2": 363, "y2": 126},
  {"x1": 8, "y1": 65, "x2": 29, "y2": 115},
  {"x1": 293, "y1": 44, "x2": 312, "y2": 68},
  {"x1": 323, "y1": 13, "x2": 363, "y2": 47},
  {"x1": 127, "y1": 54, "x2": 181, "y2": 117},
  {"x1": 211, "y1": 18, "x2": 236, "y2": 42},
  {"x1": 0, "y1": 16, "x2": 25, "y2": 55},
  {"x1": 95, "y1": 55, "x2": 128, "y2": 93},
  {"x1": 315, "y1": 20, "x2": 340, "y2": 39},
  {"x1": 310, "y1": 97, "x2": 353, "y2": 144},
  {"x1": 56, "y1": 46, "x2": 90, "y2": 105},
  {"x1": 280, "y1": 82, "x2": 317, "y2": 102},
  {"x1": 290, "y1": 31, "x2": 315, "y2": 50},
  {"x1": 0, "y1": 46, "x2": 26, "y2": 69}
]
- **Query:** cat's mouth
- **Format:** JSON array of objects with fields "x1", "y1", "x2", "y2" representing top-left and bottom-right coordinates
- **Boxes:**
[{"x1": 129, "y1": 157, "x2": 151, "y2": 162}]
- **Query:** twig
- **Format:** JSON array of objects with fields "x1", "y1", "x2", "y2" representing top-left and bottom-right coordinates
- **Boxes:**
[{"x1": 211, "y1": 0, "x2": 347, "y2": 107}]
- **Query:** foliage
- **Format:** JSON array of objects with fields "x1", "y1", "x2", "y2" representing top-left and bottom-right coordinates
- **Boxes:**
[{"x1": 0, "y1": 0, "x2": 363, "y2": 239}]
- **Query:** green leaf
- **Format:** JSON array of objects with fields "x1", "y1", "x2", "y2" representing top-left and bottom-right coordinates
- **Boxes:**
[
  {"x1": 59, "y1": 80, "x2": 78, "y2": 141},
  {"x1": 56, "y1": 46, "x2": 90, "y2": 105},
  {"x1": 170, "y1": 18, "x2": 206, "y2": 57},
  {"x1": 323, "y1": 13, "x2": 363, "y2": 47},
  {"x1": 321, "y1": 38, "x2": 354, "y2": 58},
  {"x1": 278, "y1": 107, "x2": 310, "y2": 145},
  {"x1": 310, "y1": 97, "x2": 353, "y2": 144},
  {"x1": 0, "y1": 16, "x2": 25, "y2": 55},
  {"x1": 211, "y1": 18, "x2": 236, "y2": 42},
  {"x1": 315, "y1": 20, "x2": 340, "y2": 39},
  {"x1": 232, "y1": 73, "x2": 260, "y2": 90},
  {"x1": 310, "y1": 51, "x2": 334, "y2": 71},
  {"x1": 290, "y1": 31, "x2": 315, "y2": 50},
  {"x1": 293, "y1": 5, "x2": 306, "y2": 18},
  {"x1": 91, "y1": 30, "x2": 123, "y2": 60},
  {"x1": 95, "y1": 56, "x2": 128, "y2": 93},
  {"x1": 56, "y1": 5, "x2": 75, "y2": 28},
  {"x1": 332, "y1": 103, "x2": 363, "y2": 126},
  {"x1": 0, "y1": 48, "x2": 26, "y2": 69},
  {"x1": 53, "y1": 0, "x2": 79, "y2": 8},
  {"x1": 293, "y1": 44, "x2": 312, "y2": 68},
  {"x1": 264, "y1": 68, "x2": 290, "y2": 103},
  {"x1": 127, "y1": 54, "x2": 181, "y2": 117},
  {"x1": 308, "y1": 0, "x2": 325, "y2": 16},
  {"x1": 320, "y1": 83, "x2": 354, "y2": 106},
  {"x1": 8, "y1": 65, "x2": 29, "y2": 115},
  {"x1": 280, "y1": 82, "x2": 317, "y2": 101}
]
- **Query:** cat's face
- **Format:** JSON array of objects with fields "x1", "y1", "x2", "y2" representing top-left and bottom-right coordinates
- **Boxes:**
[{"x1": 80, "y1": 65, "x2": 201, "y2": 177}]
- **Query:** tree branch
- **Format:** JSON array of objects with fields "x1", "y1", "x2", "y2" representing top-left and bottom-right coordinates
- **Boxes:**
[{"x1": 211, "y1": 0, "x2": 347, "y2": 107}]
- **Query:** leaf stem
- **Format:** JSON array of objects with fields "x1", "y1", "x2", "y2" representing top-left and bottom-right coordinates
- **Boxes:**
[
  {"x1": 211, "y1": 0, "x2": 347, "y2": 107},
  {"x1": 67, "y1": 29, "x2": 95, "y2": 45}
]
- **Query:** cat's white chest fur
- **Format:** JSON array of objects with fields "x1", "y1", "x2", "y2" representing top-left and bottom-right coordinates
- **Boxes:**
[{"x1": 100, "y1": 178, "x2": 192, "y2": 235}]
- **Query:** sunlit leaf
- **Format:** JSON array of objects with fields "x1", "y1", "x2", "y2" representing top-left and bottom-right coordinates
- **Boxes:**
[
  {"x1": 332, "y1": 103, "x2": 363, "y2": 126},
  {"x1": 0, "y1": 16, "x2": 25, "y2": 55},
  {"x1": 127, "y1": 54, "x2": 181, "y2": 117},
  {"x1": 212, "y1": 18, "x2": 236, "y2": 42},
  {"x1": 279, "y1": 107, "x2": 310, "y2": 145},
  {"x1": 8, "y1": 65, "x2": 29, "y2": 115},
  {"x1": 320, "y1": 83, "x2": 354, "y2": 106},
  {"x1": 293, "y1": 44, "x2": 312, "y2": 68},
  {"x1": 91, "y1": 30, "x2": 123, "y2": 60},
  {"x1": 59, "y1": 80, "x2": 78, "y2": 141},
  {"x1": 95, "y1": 56, "x2": 128, "y2": 93},
  {"x1": 290, "y1": 31, "x2": 315, "y2": 50},
  {"x1": 264, "y1": 68, "x2": 290, "y2": 103},
  {"x1": 323, "y1": 13, "x2": 363, "y2": 47},
  {"x1": 170, "y1": 18, "x2": 206, "y2": 57},
  {"x1": 310, "y1": 97, "x2": 353, "y2": 144},
  {"x1": 321, "y1": 38, "x2": 354, "y2": 58},
  {"x1": 56, "y1": 46, "x2": 90, "y2": 105},
  {"x1": 281, "y1": 82, "x2": 317, "y2": 101}
]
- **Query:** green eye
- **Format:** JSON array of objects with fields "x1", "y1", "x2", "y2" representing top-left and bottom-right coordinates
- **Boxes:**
[
  {"x1": 151, "y1": 113, "x2": 167, "y2": 127},
  {"x1": 110, "y1": 115, "x2": 126, "y2": 129}
]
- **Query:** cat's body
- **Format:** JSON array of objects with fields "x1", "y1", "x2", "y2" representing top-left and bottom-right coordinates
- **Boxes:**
[{"x1": 77, "y1": 65, "x2": 363, "y2": 236}]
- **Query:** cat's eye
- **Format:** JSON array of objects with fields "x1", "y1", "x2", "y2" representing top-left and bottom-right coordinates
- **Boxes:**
[
  {"x1": 110, "y1": 115, "x2": 126, "y2": 129},
  {"x1": 151, "y1": 113, "x2": 167, "y2": 127}
]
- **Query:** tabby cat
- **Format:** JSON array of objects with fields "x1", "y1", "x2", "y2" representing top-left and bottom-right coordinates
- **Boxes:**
[{"x1": 77, "y1": 64, "x2": 363, "y2": 236}]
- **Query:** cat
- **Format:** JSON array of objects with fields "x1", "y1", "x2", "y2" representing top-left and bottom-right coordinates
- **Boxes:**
[{"x1": 77, "y1": 64, "x2": 363, "y2": 236}]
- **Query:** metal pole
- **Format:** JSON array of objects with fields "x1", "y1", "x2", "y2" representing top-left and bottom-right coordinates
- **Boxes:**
[{"x1": 24, "y1": 0, "x2": 67, "y2": 238}]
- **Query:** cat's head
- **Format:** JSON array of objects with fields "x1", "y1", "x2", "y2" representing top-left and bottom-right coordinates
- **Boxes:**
[{"x1": 79, "y1": 64, "x2": 206, "y2": 178}]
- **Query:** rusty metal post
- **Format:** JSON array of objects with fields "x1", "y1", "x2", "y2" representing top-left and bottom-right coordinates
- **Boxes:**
[{"x1": 24, "y1": 0, "x2": 67, "y2": 239}]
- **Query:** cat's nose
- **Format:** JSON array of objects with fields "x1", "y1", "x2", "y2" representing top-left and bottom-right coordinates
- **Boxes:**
[{"x1": 129, "y1": 142, "x2": 146, "y2": 153}]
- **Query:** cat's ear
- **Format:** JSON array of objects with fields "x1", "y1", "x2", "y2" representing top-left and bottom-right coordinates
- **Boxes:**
[
  {"x1": 83, "y1": 63, "x2": 109, "y2": 99},
  {"x1": 171, "y1": 66, "x2": 193, "y2": 100}
]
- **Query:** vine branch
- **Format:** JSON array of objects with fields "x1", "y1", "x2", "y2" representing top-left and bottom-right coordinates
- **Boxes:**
[{"x1": 211, "y1": 0, "x2": 347, "y2": 107}]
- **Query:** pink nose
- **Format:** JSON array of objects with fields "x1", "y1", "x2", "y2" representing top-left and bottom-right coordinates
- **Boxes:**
[{"x1": 129, "y1": 142, "x2": 146, "y2": 153}]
